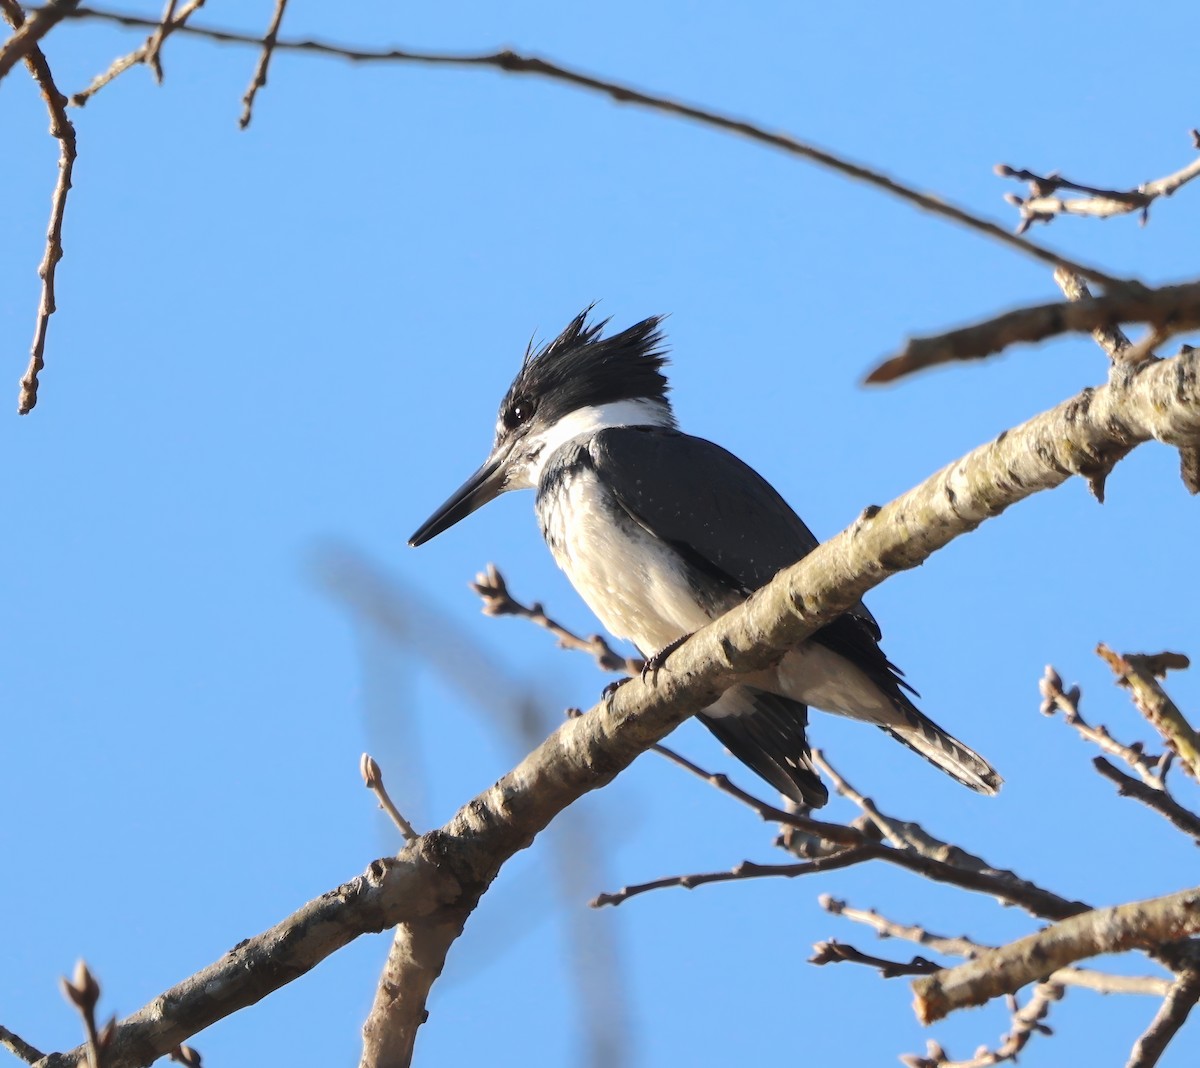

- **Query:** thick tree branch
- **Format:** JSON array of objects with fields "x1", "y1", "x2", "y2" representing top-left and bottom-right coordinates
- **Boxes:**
[
  {"x1": 31, "y1": 346, "x2": 1200, "y2": 1065},
  {"x1": 866, "y1": 280, "x2": 1200, "y2": 384},
  {"x1": 359, "y1": 918, "x2": 463, "y2": 1068},
  {"x1": 34, "y1": 851, "x2": 462, "y2": 1068},
  {"x1": 912, "y1": 887, "x2": 1200, "y2": 1024},
  {"x1": 48, "y1": 5, "x2": 1124, "y2": 288}
]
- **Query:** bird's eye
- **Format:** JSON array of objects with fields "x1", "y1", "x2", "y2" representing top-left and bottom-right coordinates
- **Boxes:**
[{"x1": 504, "y1": 396, "x2": 536, "y2": 429}]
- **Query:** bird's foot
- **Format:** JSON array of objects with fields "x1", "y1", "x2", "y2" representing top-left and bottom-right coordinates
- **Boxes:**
[
  {"x1": 601, "y1": 676, "x2": 631, "y2": 701},
  {"x1": 640, "y1": 633, "x2": 693, "y2": 683}
]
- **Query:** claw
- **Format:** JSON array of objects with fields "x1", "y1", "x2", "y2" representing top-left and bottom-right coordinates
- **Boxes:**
[
  {"x1": 602, "y1": 676, "x2": 631, "y2": 701},
  {"x1": 640, "y1": 632, "x2": 693, "y2": 683}
]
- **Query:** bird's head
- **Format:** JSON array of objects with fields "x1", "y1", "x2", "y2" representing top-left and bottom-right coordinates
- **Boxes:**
[{"x1": 409, "y1": 308, "x2": 674, "y2": 546}]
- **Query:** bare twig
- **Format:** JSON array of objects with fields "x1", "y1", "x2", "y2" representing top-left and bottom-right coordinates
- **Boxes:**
[
  {"x1": 1126, "y1": 969, "x2": 1200, "y2": 1068},
  {"x1": 238, "y1": 0, "x2": 288, "y2": 128},
  {"x1": 0, "y1": 0, "x2": 77, "y2": 80},
  {"x1": 866, "y1": 278, "x2": 1200, "y2": 384},
  {"x1": 912, "y1": 887, "x2": 1200, "y2": 1024},
  {"x1": 0, "y1": 1026, "x2": 45, "y2": 1064},
  {"x1": 997, "y1": 132, "x2": 1200, "y2": 233},
  {"x1": 46, "y1": 4, "x2": 1127, "y2": 288},
  {"x1": 1092, "y1": 758, "x2": 1200, "y2": 844},
  {"x1": 472, "y1": 563, "x2": 641, "y2": 675},
  {"x1": 809, "y1": 938, "x2": 940, "y2": 977},
  {"x1": 590, "y1": 847, "x2": 877, "y2": 908},
  {"x1": 821, "y1": 895, "x2": 1172, "y2": 997},
  {"x1": 903, "y1": 984, "x2": 1063, "y2": 1068},
  {"x1": 144, "y1": 0, "x2": 177, "y2": 82},
  {"x1": 70, "y1": 0, "x2": 205, "y2": 105},
  {"x1": 360, "y1": 753, "x2": 419, "y2": 843},
  {"x1": 60, "y1": 961, "x2": 107, "y2": 1068},
  {"x1": 649, "y1": 740, "x2": 861, "y2": 844},
  {"x1": 812, "y1": 751, "x2": 1081, "y2": 917},
  {"x1": 1098, "y1": 645, "x2": 1199, "y2": 784},
  {"x1": 1, "y1": 0, "x2": 78, "y2": 415},
  {"x1": 1040, "y1": 666, "x2": 1165, "y2": 788}
]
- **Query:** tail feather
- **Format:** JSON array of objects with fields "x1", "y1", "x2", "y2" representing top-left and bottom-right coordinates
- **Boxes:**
[
  {"x1": 882, "y1": 701, "x2": 1002, "y2": 795},
  {"x1": 698, "y1": 686, "x2": 829, "y2": 808}
]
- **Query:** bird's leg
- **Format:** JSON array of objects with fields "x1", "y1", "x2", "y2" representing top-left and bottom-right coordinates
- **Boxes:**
[
  {"x1": 641, "y1": 632, "x2": 694, "y2": 683},
  {"x1": 600, "y1": 634, "x2": 691, "y2": 700}
]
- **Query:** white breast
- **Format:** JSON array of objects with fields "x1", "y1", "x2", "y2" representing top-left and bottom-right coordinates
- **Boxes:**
[{"x1": 537, "y1": 459, "x2": 721, "y2": 655}]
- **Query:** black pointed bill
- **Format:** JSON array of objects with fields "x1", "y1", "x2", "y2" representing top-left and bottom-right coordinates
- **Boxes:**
[{"x1": 409, "y1": 452, "x2": 507, "y2": 547}]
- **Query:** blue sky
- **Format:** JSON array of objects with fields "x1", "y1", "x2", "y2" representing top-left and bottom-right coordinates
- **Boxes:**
[{"x1": 3, "y1": 2, "x2": 1199, "y2": 1065}]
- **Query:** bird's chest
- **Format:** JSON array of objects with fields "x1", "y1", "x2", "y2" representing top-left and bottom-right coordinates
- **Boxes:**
[{"x1": 535, "y1": 466, "x2": 725, "y2": 653}]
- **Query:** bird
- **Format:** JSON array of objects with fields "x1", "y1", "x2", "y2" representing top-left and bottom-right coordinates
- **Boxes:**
[{"x1": 409, "y1": 310, "x2": 1001, "y2": 806}]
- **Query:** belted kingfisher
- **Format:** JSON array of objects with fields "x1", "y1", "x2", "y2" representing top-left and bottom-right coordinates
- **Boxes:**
[{"x1": 409, "y1": 310, "x2": 1001, "y2": 806}]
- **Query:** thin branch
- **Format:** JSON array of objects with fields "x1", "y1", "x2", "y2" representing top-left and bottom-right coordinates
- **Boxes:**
[
  {"x1": 812, "y1": 751, "x2": 1079, "y2": 917},
  {"x1": 238, "y1": 0, "x2": 288, "y2": 129},
  {"x1": 1052, "y1": 268, "x2": 1141, "y2": 361},
  {"x1": 1040, "y1": 666, "x2": 1165, "y2": 788},
  {"x1": 821, "y1": 895, "x2": 1172, "y2": 997},
  {"x1": 60, "y1": 961, "x2": 107, "y2": 1068},
  {"x1": 1126, "y1": 969, "x2": 1200, "y2": 1068},
  {"x1": 590, "y1": 847, "x2": 878, "y2": 908},
  {"x1": 360, "y1": 754, "x2": 419, "y2": 843},
  {"x1": 903, "y1": 984, "x2": 1063, "y2": 1068},
  {"x1": 1, "y1": 1026, "x2": 45, "y2": 1064},
  {"x1": 472, "y1": 563, "x2": 641, "y2": 675},
  {"x1": 997, "y1": 132, "x2": 1200, "y2": 233},
  {"x1": 648, "y1": 739, "x2": 862, "y2": 844},
  {"x1": 48, "y1": 4, "x2": 1127, "y2": 288},
  {"x1": 1, "y1": 0, "x2": 78, "y2": 416},
  {"x1": 1098, "y1": 645, "x2": 1199, "y2": 783},
  {"x1": 866, "y1": 278, "x2": 1200, "y2": 384},
  {"x1": 0, "y1": 0, "x2": 77, "y2": 80},
  {"x1": 1092, "y1": 758, "x2": 1200, "y2": 844},
  {"x1": 809, "y1": 938, "x2": 940, "y2": 977},
  {"x1": 144, "y1": 0, "x2": 177, "y2": 83},
  {"x1": 912, "y1": 887, "x2": 1200, "y2": 1024},
  {"x1": 69, "y1": 0, "x2": 205, "y2": 106}
]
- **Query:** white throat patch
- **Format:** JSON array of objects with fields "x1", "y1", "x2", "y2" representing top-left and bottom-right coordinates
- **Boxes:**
[{"x1": 518, "y1": 399, "x2": 674, "y2": 488}]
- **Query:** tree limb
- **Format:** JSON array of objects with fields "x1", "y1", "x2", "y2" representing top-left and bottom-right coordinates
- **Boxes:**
[
  {"x1": 912, "y1": 887, "x2": 1200, "y2": 1024},
  {"x1": 866, "y1": 280, "x2": 1200, "y2": 384}
]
